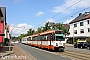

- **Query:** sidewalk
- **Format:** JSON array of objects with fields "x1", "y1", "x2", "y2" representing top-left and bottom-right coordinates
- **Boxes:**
[{"x1": 0, "y1": 44, "x2": 37, "y2": 60}]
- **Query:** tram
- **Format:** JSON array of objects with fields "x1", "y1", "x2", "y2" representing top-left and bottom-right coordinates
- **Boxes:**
[{"x1": 22, "y1": 30, "x2": 66, "y2": 52}]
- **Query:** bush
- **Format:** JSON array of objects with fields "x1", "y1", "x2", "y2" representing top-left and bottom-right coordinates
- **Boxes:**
[
  {"x1": 87, "y1": 37, "x2": 90, "y2": 43},
  {"x1": 0, "y1": 42, "x2": 4, "y2": 47}
]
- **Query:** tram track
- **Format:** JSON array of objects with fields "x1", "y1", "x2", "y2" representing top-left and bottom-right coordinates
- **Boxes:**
[{"x1": 55, "y1": 50, "x2": 90, "y2": 60}]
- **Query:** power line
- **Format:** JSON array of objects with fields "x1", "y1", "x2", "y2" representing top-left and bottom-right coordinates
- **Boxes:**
[
  {"x1": 56, "y1": 7, "x2": 90, "y2": 21},
  {"x1": 51, "y1": 0, "x2": 82, "y2": 18},
  {"x1": 56, "y1": 7, "x2": 90, "y2": 22},
  {"x1": 35, "y1": 0, "x2": 82, "y2": 29}
]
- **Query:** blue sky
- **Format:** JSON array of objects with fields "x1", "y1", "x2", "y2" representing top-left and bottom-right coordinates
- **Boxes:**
[{"x1": 0, "y1": 0, "x2": 90, "y2": 36}]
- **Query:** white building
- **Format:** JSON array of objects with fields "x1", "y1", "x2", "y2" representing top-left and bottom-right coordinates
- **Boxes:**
[{"x1": 69, "y1": 12, "x2": 90, "y2": 38}]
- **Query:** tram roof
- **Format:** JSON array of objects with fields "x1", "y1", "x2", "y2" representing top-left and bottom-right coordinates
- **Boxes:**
[{"x1": 32, "y1": 30, "x2": 63, "y2": 36}]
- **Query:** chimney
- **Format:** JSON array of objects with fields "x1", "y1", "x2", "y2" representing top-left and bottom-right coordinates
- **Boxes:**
[{"x1": 79, "y1": 13, "x2": 82, "y2": 16}]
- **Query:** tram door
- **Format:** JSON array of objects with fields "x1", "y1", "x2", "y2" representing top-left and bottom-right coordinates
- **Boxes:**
[{"x1": 49, "y1": 33, "x2": 54, "y2": 46}]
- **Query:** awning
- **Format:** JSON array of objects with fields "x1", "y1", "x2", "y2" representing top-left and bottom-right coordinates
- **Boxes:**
[{"x1": 66, "y1": 36, "x2": 87, "y2": 38}]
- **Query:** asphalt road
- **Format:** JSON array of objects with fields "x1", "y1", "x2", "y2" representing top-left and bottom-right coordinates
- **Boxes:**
[
  {"x1": 65, "y1": 46, "x2": 90, "y2": 53},
  {"x1": 17, "y1": 43, "x2": 71, "y2": 60}
]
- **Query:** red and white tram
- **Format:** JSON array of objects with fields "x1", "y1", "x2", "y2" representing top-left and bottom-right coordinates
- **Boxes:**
[{"x1": 22, "y1": 30, "x2": 66, "y2": 52}]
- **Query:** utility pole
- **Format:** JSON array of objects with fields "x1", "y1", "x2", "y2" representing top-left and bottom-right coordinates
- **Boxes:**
[{"x1": 9, "y1": 26, "x2": 25, "y2": 53}]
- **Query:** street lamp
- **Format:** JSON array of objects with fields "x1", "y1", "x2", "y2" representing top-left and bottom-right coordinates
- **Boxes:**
[
  {"x1": 73, "y1": 23, "x2": 74, "y2": 44},
  {"x1": 71, "y1": 16, "x2": 74, "y2": 44},
  {"x1": 71, "y1": 17, "x2": 74, "y2": 44},
  {"x1": 9, "y1": 26, "x2": 25, "y2": 53}
]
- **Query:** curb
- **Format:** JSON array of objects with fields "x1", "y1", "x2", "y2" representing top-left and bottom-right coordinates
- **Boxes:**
[{"x1": 16, "y1": 44, "x2": 37, "y2": 60}]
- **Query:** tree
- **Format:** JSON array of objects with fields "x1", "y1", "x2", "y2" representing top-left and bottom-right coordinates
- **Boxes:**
[
  {"x1": 27, "y1": 28, "x2": 35, "y2": 36},
  {"x1": 18, "y1": 34, "x2": 25, "y2": 39},
  {"x1": 87, "y1": 37, "x2": 90, "y2": 43},
  {"x1": 44, "y1": 22, "x2": 51, "y2": 31},
  {"x1": 55, "y1": 23, "x2": 62, "y2": 30},
  {"x1": 37, "y1": 27, "x2": 42, "y2": 33},
  {"x1": 55, "y1": 22, "x2": 68, "y2": 33},
  {"x1": 36, "y1": 22, "x2": 51, "y2": 33}
]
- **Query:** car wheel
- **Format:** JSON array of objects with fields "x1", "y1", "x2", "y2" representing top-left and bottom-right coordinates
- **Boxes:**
[
  {"x1": 81, "y1": 46, "x2": 83, "y2": 49},
  {"x1": 87, "y1": 47, "x2": 90, "y2": 50}
]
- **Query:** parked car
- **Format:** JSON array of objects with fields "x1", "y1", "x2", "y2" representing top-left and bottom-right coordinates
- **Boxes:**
[
  {"x1": 87, "y1": 44, "x2": 90, "y2": 50},
  {"x1": 74, "y1": 42, "x2": 88, "y2": 49}
]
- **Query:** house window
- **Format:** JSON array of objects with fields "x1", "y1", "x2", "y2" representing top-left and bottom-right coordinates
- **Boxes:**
[
  {"x1": 74, "y1": 30, "x2": 77, "y2": 34},
  {"x1": 74, "y1": 24, "x2": 77, "y2": 27},
  {"x1": 87, "y1": 20, "x2": 90, "y2": 24},
  {"x1": 87, "y1": 28, "x2": 90, "y2": 32},
  {"x1": 80, "y1": 22, "x2": 83, "y2": 26},
  {"x1": 80, "y1": 29, "x2": 84, "y2": 33}
]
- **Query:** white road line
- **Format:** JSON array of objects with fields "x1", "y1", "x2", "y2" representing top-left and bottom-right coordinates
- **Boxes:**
[{"x1": 24, "y1": 44, "x2": 71, "y2": 60}]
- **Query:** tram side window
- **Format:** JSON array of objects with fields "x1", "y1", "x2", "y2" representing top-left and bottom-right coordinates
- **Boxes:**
[
  {"x1": 34, "y1": 36, "x2": 37, "y2": 41},
  {"x1": 27, "y1": 37, "x2": 31, "y2": 41},
  {"x1": 50, "y1": 34, "x2": 54, "y2": 41},
  {"x1": 32, "y1": 37, "x2": 35, "y2": 40},
  {"x1": 42, "y1": 35, "x2": 46, "y2": 40},
  {"x1": 40, "y1": 36, "x2": 43, "y2": 40},
  {"x1": 43, "y1": 35, "x2": 48, "y2": 40},
  {"x1": 37, "y1": 35, "x2": 40, "y2": 40}
]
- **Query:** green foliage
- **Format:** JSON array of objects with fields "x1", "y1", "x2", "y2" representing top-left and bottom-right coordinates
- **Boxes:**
[
  {"x1": 87, "y1": 37, "x2": 90, "y2": 43},
  {"x1": 27, "y1": 28, "x2": 35, "y2": 36},
  {"x1": 55, "y1": 23, "x2": 68, "y2": 33},
  {"x1": 35, "y1": 22, "x2": 51, "y2": 33},
  {"x1": 18, "y1": 22, "x2": 69, "y2": 38},
  {"x1": 55, "y1": 23, "x2": 62, "y2": 30},
  {"x1": 18, "y1": 34, "x2": 26, "y2": 39},
  {"x1": 0, "y1": 42, "x2": 4, "y2": 47}
]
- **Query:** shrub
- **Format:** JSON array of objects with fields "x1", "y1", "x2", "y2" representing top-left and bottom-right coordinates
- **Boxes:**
[
  {"x1": 0, "y1": 42, "x2": 4, "y2": 47},
  {"x1": 87, "y1": 37, "x2": 90, "y2": 43}
]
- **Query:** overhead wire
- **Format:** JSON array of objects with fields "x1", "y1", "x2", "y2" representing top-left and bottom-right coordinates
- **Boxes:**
[
  {"x1": 56, "y1": 7, "x2": 90, "y2": 23},
  {"x1": 51, "y1": 0, "x2": 82, "y2": 18},
  {"x1": 35, "y1": 0, "x2": 83, "y2": 29}
]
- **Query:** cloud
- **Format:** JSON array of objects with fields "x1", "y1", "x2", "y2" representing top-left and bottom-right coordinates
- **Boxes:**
[
  {"x1": 14, "y1": 0, "x2": 21, "y2": 3},
  {"x1": 10, "y1": 23, "x2": 34, "y2": 37},
  {"x1": 64, "y1": 18, "x2": 75, "y2": 24},
  {"x1": 36, "y1": 11, "x2": 45, "y2": 16},
  {"x1": 51, "y1": 0, "x2": 90, "y2": 13}
]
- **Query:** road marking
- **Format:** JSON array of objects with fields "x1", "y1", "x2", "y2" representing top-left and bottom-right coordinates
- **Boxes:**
[{"x1": 23, "y1": 44, "x2": 71, "y2": 60}]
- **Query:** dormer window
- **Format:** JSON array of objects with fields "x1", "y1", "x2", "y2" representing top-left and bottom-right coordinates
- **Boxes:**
[{"x1": 80, "y1": 22, "x2": 83, "y2": 26}]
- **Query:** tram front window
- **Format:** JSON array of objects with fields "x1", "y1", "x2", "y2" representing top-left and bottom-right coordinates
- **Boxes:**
[{"x1": 56, "y1": 36, "x2": 64, "y2": 41}]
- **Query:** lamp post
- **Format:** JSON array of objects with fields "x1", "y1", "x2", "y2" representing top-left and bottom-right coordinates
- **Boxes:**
[
  {"x1": 70, "y1": 16, "x2": 75, "y2": 44},
  {"x1": 9, "y1": 26, "x2": 25, "y2": 53},
  {"x1": 73, "y1": 23, "x2": 74, "y2": 44}
]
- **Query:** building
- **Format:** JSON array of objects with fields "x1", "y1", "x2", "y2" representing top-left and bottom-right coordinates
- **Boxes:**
[
  {"x1": 0, "y1": 7, "x2": 10, "y2": 50},
  {"x1": 62, "y1": 24, "x2": 70, "y2": 32},
  {"x1": 0, "y1": 7, "x2": 5, "y2": 50},
  {"x1": 69, "y1": 12, "x2": 90, "y2": 43}
]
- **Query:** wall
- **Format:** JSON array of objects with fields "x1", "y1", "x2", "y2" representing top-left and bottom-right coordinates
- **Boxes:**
[{"x1": 69, "y1": 19, "x2": 90, "y2": 37}]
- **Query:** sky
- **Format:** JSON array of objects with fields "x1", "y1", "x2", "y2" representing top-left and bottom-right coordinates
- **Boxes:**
[{"x1": 0, "y1": 0, "x2": 90, "y2": 37}]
